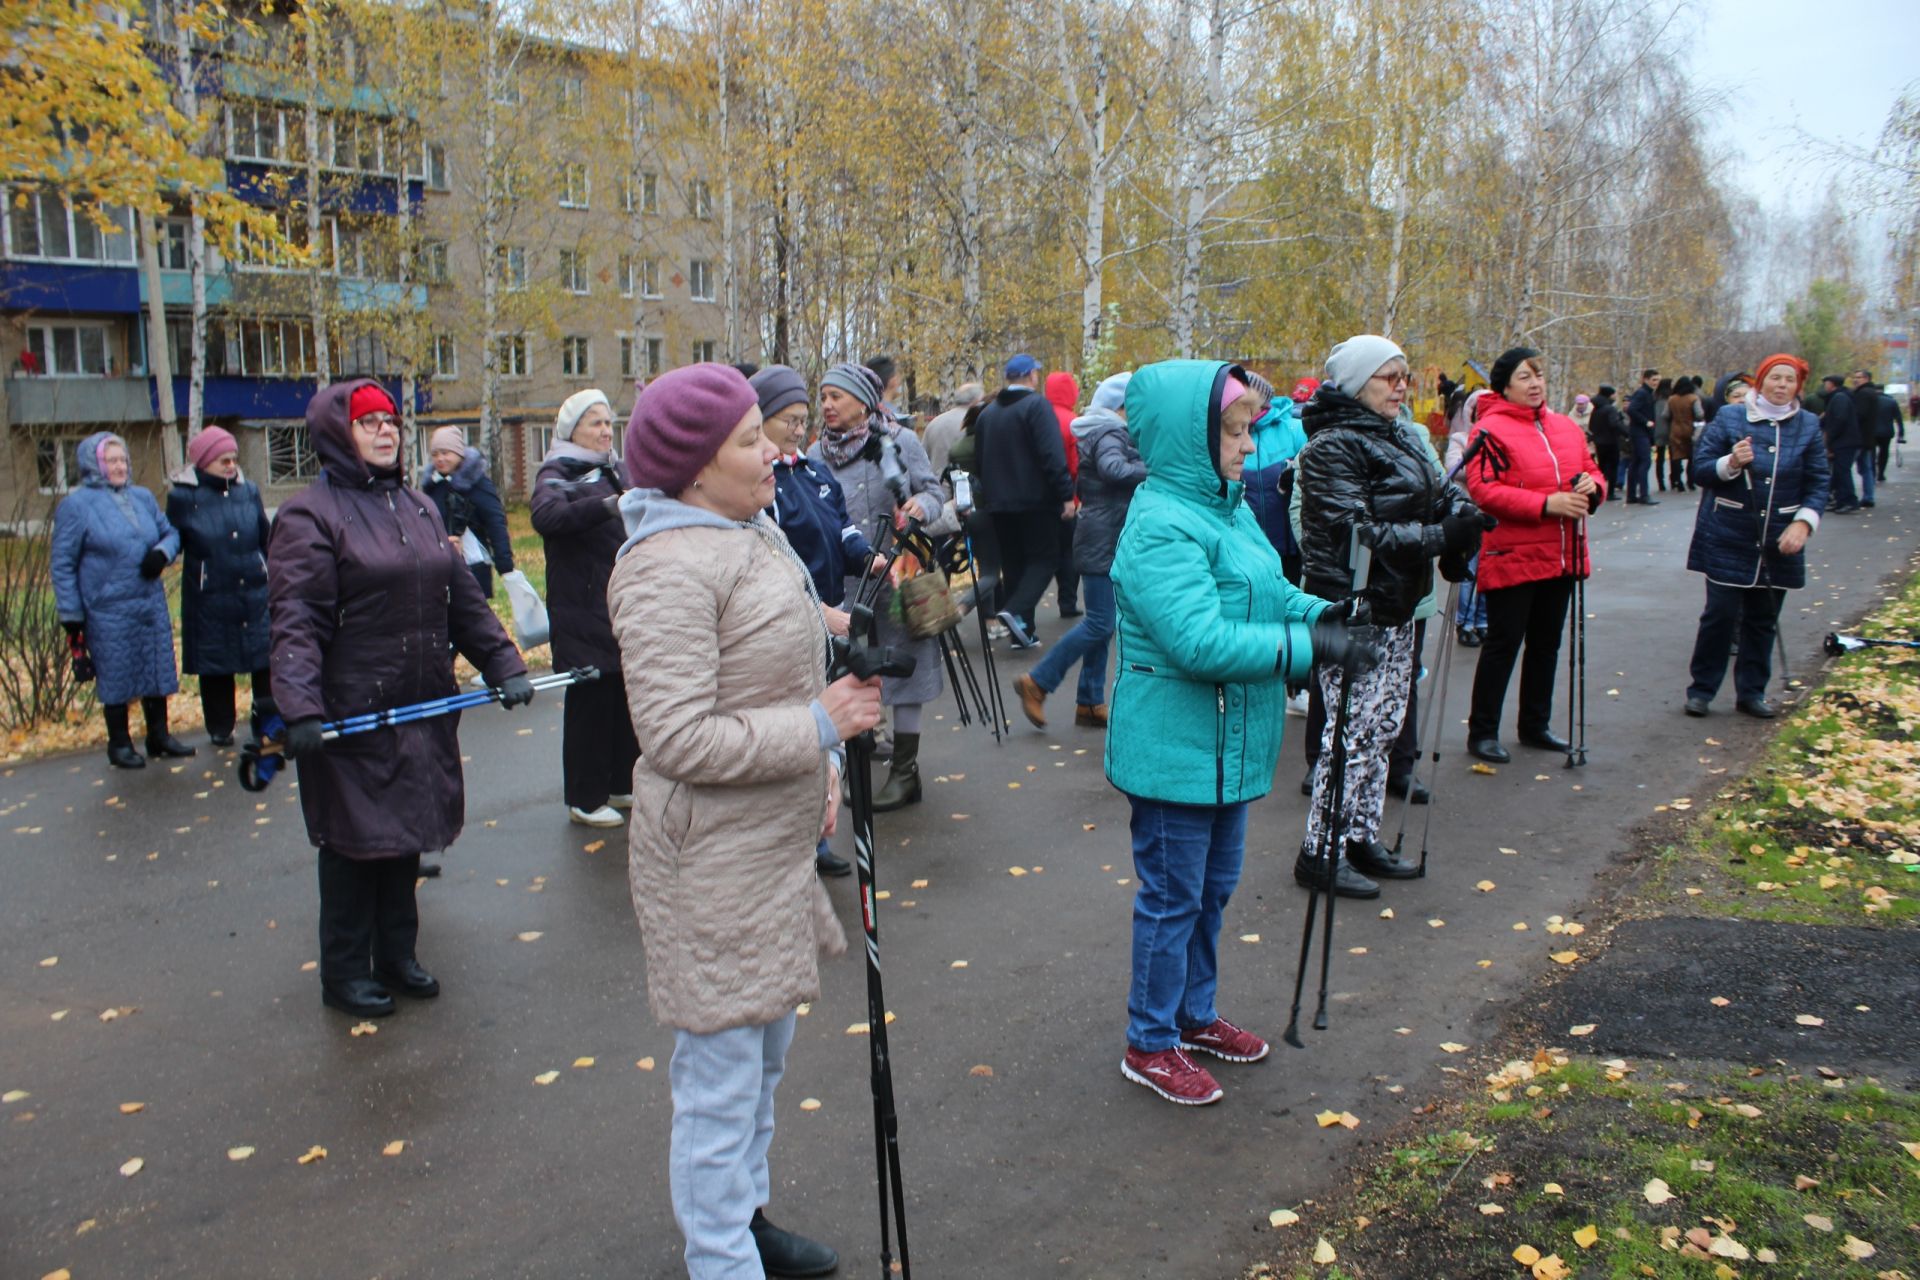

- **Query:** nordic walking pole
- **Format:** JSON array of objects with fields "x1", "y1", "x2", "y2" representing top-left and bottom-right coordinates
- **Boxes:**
[
  {"x1": 1312, "y1": 668, "x2": 1358, "y2": 1033},
  {"x1": 832, "y1": 604, "x2": 916, "y2": 1280},
  {"x1": 1388, "y1": 592, "x2": 1457, "y2": 857},
  {"x1": 1565, "y1": 511, "x2": 1590, "y2": 768}
]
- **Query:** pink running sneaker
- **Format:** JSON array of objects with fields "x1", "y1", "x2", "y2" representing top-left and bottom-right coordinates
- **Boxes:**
[
  {"x1": 1178, "y1": 1016, "x2": 1270, "y2": 1063},
  {"x1": 1121, "y1": 1046, "x2": 1224, "y2": 1105}
]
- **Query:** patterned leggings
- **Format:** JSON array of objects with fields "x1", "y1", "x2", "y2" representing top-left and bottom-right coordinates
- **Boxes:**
[{"x1": 1303, "y1": 623, "x2": 1415, "y2": 854}]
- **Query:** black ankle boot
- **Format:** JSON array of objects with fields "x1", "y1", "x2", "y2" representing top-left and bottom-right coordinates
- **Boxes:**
[
  {"x1": 750, "y1": 1209, "x2": 839, "y2": 1278},
  {"x1": 873, "y1": 732, "x2": 921, "y2": 811},
  {"x1": 372, "y1": 957, "x2": 440, "y2": 998},
  {"x1": 142, "y1": 697, "x2": 196, "y2": 758},
  {"x1": 1346, "y1": 837, "x2": 1420, "y2": 880},
  {"x1": 104, "y1": 704, "x2": 144, "y2": 768},
  {"x1": 322, "y1": 976, "x2": 395, "y2": 1017}
]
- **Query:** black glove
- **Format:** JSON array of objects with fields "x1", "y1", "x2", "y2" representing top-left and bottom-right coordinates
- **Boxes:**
[
  {"x1": 496, "y1": 673, "x2": 536, "y2": 709},
  {"x1": 1310, "y1": 618, "x2": 1386, "y2": 676},
  {"x1": 1324, "y1": 596, "x2": 1372, "y2": 626},
  {"x1": 1439, "y1": 512, "x2": 1483, "y2": 557},
  {"x1": 281, "y1": 718, "x2": 326, "y2": 759},
  {"x1": 1438, "y1": 551, "x2": 1473, "y2": 584},
  {"x1": 63, "y1": 620, "x2": 83, "y2": 639},
  {"x1": 139, "y1": 547, "x2": 171, "y2": 579}
]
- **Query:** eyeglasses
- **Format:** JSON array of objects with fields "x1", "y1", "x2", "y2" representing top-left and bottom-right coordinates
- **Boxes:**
[
  {"x1": 1370, "y1": 371, "x2": 1410, "y2": 387},
  {"x1": 352, "y1": 413, "x2": 399, "y2": 431}
]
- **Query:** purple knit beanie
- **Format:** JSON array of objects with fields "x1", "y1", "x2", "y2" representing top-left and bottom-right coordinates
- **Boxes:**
[{"x1": 624, "y1": 363, "x2": 759, "y2": 492}]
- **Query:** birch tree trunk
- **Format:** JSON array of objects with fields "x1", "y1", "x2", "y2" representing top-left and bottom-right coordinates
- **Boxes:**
[
  {"x1": 716, "y1": 0, "x2": 738, "y2": 358},
  {"x1": 479, "y1": 0, "x2": 502, "y2": 455},
  {"x1": 169, "y1": 1, "x2": 207, "y2": 434},
  {"x1": 957, "y1": 0, "x2": 983, "y2": 380},
  {"x1": 140, "y1": 212, "x2": 181, "y2": 472},
  {"x1": 1170, "y1": 0, "x2": 1226, "y2": 358},
  {"x1": 301, "y1": 12, "x2": 331, "y2": 388}
]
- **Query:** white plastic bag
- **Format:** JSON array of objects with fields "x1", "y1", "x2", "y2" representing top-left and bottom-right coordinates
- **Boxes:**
[
  {"x1": 501, "y1": 569, "x2": 550, "y2": 649},
  {"x1": 460, "y1": 528, "x2": 491, "y2": 566}
]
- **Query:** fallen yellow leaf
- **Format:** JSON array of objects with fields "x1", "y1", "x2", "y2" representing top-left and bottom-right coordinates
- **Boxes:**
[
  {"x1": 1269, "y1": 1209, "x2": 1300, "y2": 1228},
  {"x1": 1238, "y1": 933, "x2": 1261, "y2": 944},
  {"x1": 227, "y1": 1146, "x2": 254, "y2": 1161},
  {"x1": 297, "y1": 1145, "x2": 327, "y2": 1165},
  {"x1": 1550, "y1": 951, "x2": 1578, "y2": 965},
  {"x1": 1643, "y1": 1177, "x2": 1674, "y2": 1205},
  {"x1": 516, "y1": 931, "x2": 544, "y2": 942},
  {"x1": 38, "y1": 956, "x2": 57, "y2": 967},
  {"x1": 968, "y1": 1064, "x2": 994, "y2": 1078},
  {"x1": 1378, "y1": 907, "x2": 1395, "y2": 919},
  {"x1": 798, "y1": 1098, "x2": 822, "y2": 1111},
  {"x1": 1428, "y1": 918, "x2": 1446, "y2": 928},
  {"x1": 41, "y1": 1269, "x2": 71, "y2": 1280},
  {"x1": 1512, "y1": 1244, "x2": 1542, "y2": 1266},
  {"x1": 1803, "y1": 1213, "x2": 1834, "y2": 1232},
  {"x1": 1475, "y1": 880, "x2": 1496, "y2": 892},
  {"x1": 1007, "y1": 866, "x2": 1027, "y2": 877},
  {"x1": 1, "y1": 1090, "x2": 27, "y2": 1104},
  {"x1": 1900, "y1": 1141, "x2": 1920, "y2": 1161},
  {"x1": 910, "y1": 879, "x2": 929, "y2": 889},
  {"x1": 1469, "y1": 761, "x2": 1497, "y2": 774},
  {"x1": 1572, "y1": 1224, "x2": 1599, "y2": 1249},
  {"x1": 1795, "y1": 1013, "x2": 1825, "y2": 1027},
  {"x1": 118, "y1": 1157, "x2": 143, "y2": 1177},
  {"x1": 1312, "y1": 1237, "x2": 1336, "y2": 1265},
  {"x1": 572, "y1": 1057, "x2": 595, "y2": 1069},
  {"x1": 1531, "y1": 1254, "x2": 1571, "y2": 1280},
  {"x1": 1839, "y1": 1234, "x2": 1875, "y2": 1260},
  {"x1": 1315, "y1": 1110, "x2": 1343, "y2": 1128},
  {"x1": 636, "y1": 1057, "x2": 656, "y2": 1071},
  {"x1": 1478, "y1": 1202, "x2": 1505, "y2": 1215},
  {"x1": 382, "y1": 1140, "x2": 406, "y2": 1156},
  {"x1": 1710, "y1": 996, "x2": 1732, "y2": 1007},
  {"x1": 118, "y1": 1102, "x2": 145, "y2": 1115},
  {"x1": 1569, "y1": 1024, "x2": 1597, "y2": 1037},
  {"x1": 583, "y1": 839, "x2": 606, "y2": 854},
  {"x1": 533, "y1": 1070, "x2": 560, "y2": 1085},
  {"x1": 1439, "y1": 1042, "x2": 1467, "y2": 1053},
  {"x1": 349, "y1": 1021, "x2": 378, "y2": 1037},
  {"x1": 1542, "y1": 1182, "x2": 1564, "y2": 1196}
]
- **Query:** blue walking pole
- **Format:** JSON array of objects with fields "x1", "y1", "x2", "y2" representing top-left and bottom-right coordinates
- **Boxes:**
[{"x1": 238, "y1": 667, "x2": 601, "y2": 791}]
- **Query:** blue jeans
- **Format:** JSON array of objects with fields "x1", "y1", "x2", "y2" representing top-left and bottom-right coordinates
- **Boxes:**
[
  {"x1": 1830, "y1": 447, "x2": 1859, "y2": 507},
  {"x1": 670, "y1": 1011, "x2": 798, "y2": 1279},
  {"x1": 1125, "y1": 797, "x2": 1248, "y2": 1052},
  {"x1": 1857, "y1": 447, "x2": 1876, "y2": 503},
  {"x1": 1027, "y1": 574, "x2": 1116, "y2": 705},
  {"x1": 1454, "y1": 557, "x2": 1488, "y2": 630}
]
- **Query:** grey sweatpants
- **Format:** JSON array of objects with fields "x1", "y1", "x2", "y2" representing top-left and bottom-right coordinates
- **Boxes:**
[{"x1": 1303, "y1": 623, "x2": 1416, "y2": 854}]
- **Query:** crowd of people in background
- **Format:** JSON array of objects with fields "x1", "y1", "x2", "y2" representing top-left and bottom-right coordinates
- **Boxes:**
[{"x1": 41, "y1": 327, "x2": 1907, "y2": 1279}]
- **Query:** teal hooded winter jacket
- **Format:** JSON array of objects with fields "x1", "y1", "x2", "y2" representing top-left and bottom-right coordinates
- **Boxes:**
[{"x1": 1105, "y1": 360, "x2": 1330, "y2": 806}]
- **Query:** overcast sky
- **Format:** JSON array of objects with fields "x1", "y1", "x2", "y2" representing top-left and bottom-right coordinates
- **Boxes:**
[{"x1": 1693, "y1": 0, "x2": 1915, "y2": 202}]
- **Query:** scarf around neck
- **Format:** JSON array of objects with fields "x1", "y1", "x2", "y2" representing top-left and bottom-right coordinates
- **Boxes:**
[
  {"x1": 544, "y1": 438, "x2": 612, "y2": 468},
  {"x1": 820, "y1": 418, "x2": 874, "y2": 469},
  {"x1": 1747, "y1": 394, "x2": 1798, "y2": 423}
]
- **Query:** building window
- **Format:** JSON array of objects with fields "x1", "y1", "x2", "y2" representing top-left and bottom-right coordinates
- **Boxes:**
[
  {"x1": 560, "y1": 75, "x2": 586, "y2": 118},
  {"x1": 640, "y1": 256, "x2": 661, "y2": 298},
  {"x1": 619, "y1": 334, "x2": 635, "y2": 379},
  {"x1": 639, "y1": 171, "x2": 659, "y2": 213},
  {"x1": 560, "y1": 335, "x2": 591, "y2": 377},
  {"x1": 432, "y1": 334, "x2": 458, "y2": 379},
  {"x1": 34, "y1": 433, "x2": 89, "y2": 494},
  {"x1": 496, "y1": 244, "x2": 527, "y2": 291},
  {"x1": 625, "y1": 89, "x2": 653, "y2": 134},
  {"x1": 422, "y1": 239, "x2": 450, "y2": 284},
  {"x1": 692, "y1": 339, "x2": 716, "y2": 363},
  {"x1": 645, "y1": 337, "x2": 662, "y2": 377},
  {"x1": 689, "y1": 258, "x2": 715, "y2": 302},
  {"x1": 559, "y1": 162, "x2": 590, "y2": 209},
  {"x1": 691, "y1": 179, "x2": 713, "y2": 220},
  {"x1": 560, "y1": 247, "x2": 588, "y2": 294},
  {"x1": 228, "y1": 102, "x2": 283, "y2": 161},
  {"x1": 158, "y1": 217, "x2": 190, "y2": 270},
  {"x1": 4, "y1": 191, "x2": 137, "y2": 265},
  {"x1": 24, "y1": 322, "x2": 116, "y2": 377},
  {"x1": 422, "y1": 142, "x2": 450, "y2": 190},
  {"x1": 498, "y1": 333, "x2": 529, "y2": 378},
  {"x1": 490, "y1": 73, "x2": 521, "y2": 106},
  {"x1": 616, "y1": 254, "x2": 635, "y2": 298},
  {"x1": 266, "y1": 424, "x2": 321, "y2": 485}
]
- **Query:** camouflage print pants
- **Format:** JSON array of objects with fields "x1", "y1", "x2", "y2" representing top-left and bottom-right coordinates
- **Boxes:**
[{"x1": 1303, "y1": 623, "x2": 1415, "y2": 855}]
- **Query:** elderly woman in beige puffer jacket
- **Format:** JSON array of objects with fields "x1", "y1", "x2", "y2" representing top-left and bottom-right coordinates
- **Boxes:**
[{"x1": 609, "y1": 363, "x2": 882, "y2": 1280}]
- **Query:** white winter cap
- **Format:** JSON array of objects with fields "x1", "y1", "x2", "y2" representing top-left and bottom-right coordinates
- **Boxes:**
[
  {"x1": 1323, "y1": 335, "x2": 1407, "y2": 396},
  {"x1": 555, "y1": 388, "x2": 611, "y2": 442}
]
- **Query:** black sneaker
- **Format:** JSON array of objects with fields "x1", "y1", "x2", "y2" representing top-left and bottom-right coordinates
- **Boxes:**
[
  {"x1": 1346, "y1": 838, "x2": 1419, "y2": 880},
  {"x1": 1456, "y1": 625, "x2": 1482, "y2": 648},
  {"x1": 751, "y1": 1209, "x2": 839, "y2": 1278}
]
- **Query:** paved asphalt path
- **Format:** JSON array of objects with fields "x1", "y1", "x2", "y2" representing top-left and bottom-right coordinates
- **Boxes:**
[{"x1": 4, "y1": 469, "x2": 1914, "y2": 1280}]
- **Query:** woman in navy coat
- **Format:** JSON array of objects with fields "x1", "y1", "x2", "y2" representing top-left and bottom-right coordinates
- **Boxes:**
[
  {"x1": 1684, "y1": 354, "x2": 1829, "y2": 718},
  {"x1": 168, "y1": 426, "x2": 272, "y2": 746},
  {"x1": 51, "y1": 431, "x2": 194, "y2": 768}
]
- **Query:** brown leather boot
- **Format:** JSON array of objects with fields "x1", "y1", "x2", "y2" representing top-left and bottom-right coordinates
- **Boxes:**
[
  {"x1": 1013, "y1": 674, "x2": 1047, "y2": 727},
  {"x1": 1075, "y1": 703, "x2": 1108, "y2": 728}
]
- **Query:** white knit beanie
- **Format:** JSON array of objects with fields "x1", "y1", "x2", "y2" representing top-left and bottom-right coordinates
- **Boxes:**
[
  {"x1": 1323, "y1": 335, "x2": 1407, "y2": 396},
  {"x1": 555, "y1": 388, "x2": 611, "y2": 443}
]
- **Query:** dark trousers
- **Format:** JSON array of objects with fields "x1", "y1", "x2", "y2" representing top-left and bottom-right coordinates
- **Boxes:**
[
  {"x1": 1468, "y1": 577, "x2": 1574, "y2": 740},
  {"x1": 199, "y1": 669, "x2": 272, "y2": 740},
  {"x1": 563, "y1": 678, "x2": 640, "y2": 810},
  {"x1": 1305, "y1": 620, "x2": 1421, "y2": 779},
  {"x1": 962, "y1": 509, "x2": 1004, "y2": 614},
  {"x1": 989, "y1": 509, "x2": 1064, "y2": 635},
  {"x1": 107, "y1": 696, "x2": 176, "y2": 744},
  {"x1": 1687, "y1": 582, "x2": 1785, "y2": 705},
  {"x1": 1829, "y1": 447, "x2": 1859, "y2": 507},
  {"x1": 1627, "y1": 428, "x2": 1653, "y2": 501},
  {"x1": 1595, "y1": 443, "x2": 1622, "y2": 499},
  {"x1": 1654, "y1": 443, "x2": 1670, "y2": 489},
  {"x1": 1668, "y1": 453, "x2": 1691, "y2": 491},
  {"x1": 318, "y1": 847, "x2": 421, "y2": 983},
  {"x1": 1875, "y1": 437, "x2": 1892, "y2": 480},
  {"x1": 1055, "y1": 515, "x2": 1080, "y2": 615}
]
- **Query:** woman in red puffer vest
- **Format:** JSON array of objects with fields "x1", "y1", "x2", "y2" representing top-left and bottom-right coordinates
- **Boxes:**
[{"x1": 1461, "y1": 347, "x2": 1605, "y2": 763}]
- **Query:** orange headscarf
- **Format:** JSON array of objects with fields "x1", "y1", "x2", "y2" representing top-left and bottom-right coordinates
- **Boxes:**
[{"x1": 1752, "y1": 353, "x2": 1809, "y2": 395}]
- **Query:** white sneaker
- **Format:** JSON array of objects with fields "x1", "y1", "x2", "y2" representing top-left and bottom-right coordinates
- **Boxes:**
[
  {"x1": 607, "y1": 794, "x2": 633, "y2": 810},
  {"x1": 1285, "y1": 690, "x2": 1309, "y2": 718},
  {"x1": 568, "y1": 804, "x2": 624, "y2": 828}
]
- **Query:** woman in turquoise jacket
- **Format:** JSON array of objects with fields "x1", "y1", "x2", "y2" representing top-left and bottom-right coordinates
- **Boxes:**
[{"x1": 1106, "y1": 359, "x2": 1377, "y2": 1107}]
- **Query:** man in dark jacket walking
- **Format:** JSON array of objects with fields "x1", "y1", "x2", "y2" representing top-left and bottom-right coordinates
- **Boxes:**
[
  {"x1": 974, "y1": 353, "x2": 1074, "y2": 647},
  {"x1": 1819, "y1": 376, "x2": 1861, "y2": 512},
  {"x1": 1849, "y1": 370, "x2": 1902, "y2": 490},
  {"x1": 1589, "y1": 386, "x2": 1626, "y2": 502},
  {"x1": 1623, "y1": 369, "x2": 1659, "y2": 504}
]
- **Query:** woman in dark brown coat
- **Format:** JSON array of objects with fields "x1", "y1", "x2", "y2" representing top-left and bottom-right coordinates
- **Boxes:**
[{"x1": 268, "y1": 380, "x2": 532, "y2": 1018}]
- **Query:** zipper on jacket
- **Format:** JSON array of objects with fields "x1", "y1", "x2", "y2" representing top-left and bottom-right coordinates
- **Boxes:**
[
  {"x1": 1215, "y1": 683, "x2": 1227, "y2": 805},
  {"x1": 1534, "y1": 411, "x2": 1572, "y2": 575}
]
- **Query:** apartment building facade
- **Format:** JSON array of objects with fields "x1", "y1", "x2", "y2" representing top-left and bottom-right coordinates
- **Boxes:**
[{"x1": 1, "y1": 9, "x2": 724, "y2": 515}]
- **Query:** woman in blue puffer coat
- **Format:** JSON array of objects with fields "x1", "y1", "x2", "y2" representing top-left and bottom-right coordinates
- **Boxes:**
[
  {"x1": 1105, "y1": 359, "x2": 1377, "y2": 1109},
  {"x1": 168, "y1": 426, "x2": 272, "y2": 747},
  {"x1": 50, "y1": 431, "x2": 194, "y2": 768},
  {"x1": 1683, "y1": 353, "x2": 1828, "y2": 718}
]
